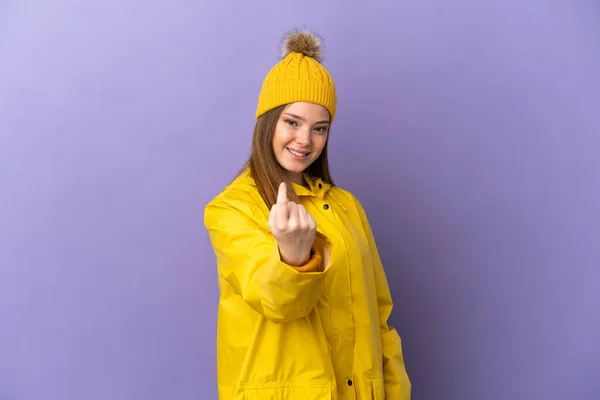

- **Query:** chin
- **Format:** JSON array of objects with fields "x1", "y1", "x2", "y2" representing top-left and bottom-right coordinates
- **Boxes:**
[
  {"x1": 283, "y1": 163, "x2": 306, "y2": 173},
  {"x1": 279, "y1": 157, "x2": 312, "y2": 174}
]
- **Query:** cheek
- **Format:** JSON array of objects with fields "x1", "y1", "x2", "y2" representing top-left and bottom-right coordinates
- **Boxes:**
[
  {"x1": 272, "y1": 127, "x2": 283, "y2": 148},
  {"x1": 273, "y1": 126, "x2": 293, "y2": 147},
  {"x1": 314, "y1": 135, "x2": 328, "y2": 151}
]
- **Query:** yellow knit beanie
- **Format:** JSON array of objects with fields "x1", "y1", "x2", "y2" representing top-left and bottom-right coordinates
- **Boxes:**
[{"x1": 255, "y1": 29, "x2": 337, "y2": 123}]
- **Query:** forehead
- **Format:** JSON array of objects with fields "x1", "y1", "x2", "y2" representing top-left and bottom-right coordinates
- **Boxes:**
[{"x1": 283, "y1": 102, "x2": 330, "y2": 121}]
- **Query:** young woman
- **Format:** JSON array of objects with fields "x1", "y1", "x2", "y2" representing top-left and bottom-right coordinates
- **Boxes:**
[{"x1": 204, "y1": 29, "x2": 411, "y2": 400}]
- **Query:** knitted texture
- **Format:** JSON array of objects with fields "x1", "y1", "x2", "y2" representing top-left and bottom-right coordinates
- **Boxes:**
[
  {"x1": 255, "y1": 49, "x2": 337, "y2": 122},
  {"x1": 290, "y1": 248, "x2": 323, "y2": 273}
]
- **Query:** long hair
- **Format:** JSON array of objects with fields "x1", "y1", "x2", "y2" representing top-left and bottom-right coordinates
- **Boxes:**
[{"x1": 234, "y1": 104, "x2": 335, "y2": 209}]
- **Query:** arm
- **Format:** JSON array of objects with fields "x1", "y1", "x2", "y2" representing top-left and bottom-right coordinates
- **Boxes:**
[
  {"x1": 356, "y1": 198, "x2": 412, "y2": 399},
  {"x1": 204, "y1": 198, "x2": 330, "y2": 324}
]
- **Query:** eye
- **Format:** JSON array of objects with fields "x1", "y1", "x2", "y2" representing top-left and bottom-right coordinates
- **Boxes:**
[
  {"x1": 284, "y1": 119, "x2": 297, "y2": 126},
  {"x1": 314, "y1": 126, "x2": 329, "y2": 133}
]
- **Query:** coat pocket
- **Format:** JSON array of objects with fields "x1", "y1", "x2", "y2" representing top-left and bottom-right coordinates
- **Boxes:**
[
  {"x1": 244, "y1": 384, "x2": 333, "y2": 400},
  {"x1": 370, "y1": 377, "x2": 385, "y2": 399}
]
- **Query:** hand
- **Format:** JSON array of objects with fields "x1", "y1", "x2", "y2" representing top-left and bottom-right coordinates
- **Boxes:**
[{"x1": 268, "y1": 182, "x2": 317, "y2": 266}]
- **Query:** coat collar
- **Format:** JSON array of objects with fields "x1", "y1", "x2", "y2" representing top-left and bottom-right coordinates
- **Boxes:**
[{"x1": 236, "y1": 167, "x2": 331, "y2": 199}]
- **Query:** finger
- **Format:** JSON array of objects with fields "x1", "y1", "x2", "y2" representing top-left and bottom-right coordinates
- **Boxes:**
[
  {"x1": 306, "y1": 209, "x2": 317, "y2": 230},
  {"x1": 276, "y1": 182, "x2": 288, "y2": 222},
  {"x1": 287, "y1": 201, "x2": 299, "y2": 230},
  {"x1": 297, "y1": 204, "x2": 309, "y2": 230},
  {"x1": 277, "y1": 182, "x2": 288, "y2": 206},
  {"x1": 268, "y1": 203, "x2": 276, "y2": 226}
]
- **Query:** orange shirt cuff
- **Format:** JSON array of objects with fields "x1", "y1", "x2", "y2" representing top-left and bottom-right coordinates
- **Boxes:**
[{"x1": 290, "y1": 248, "x2": 323, "y2": 273}]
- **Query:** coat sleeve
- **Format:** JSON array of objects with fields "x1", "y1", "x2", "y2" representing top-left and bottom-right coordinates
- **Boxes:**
[
  {"x1": 355, "y1": 198, "x2": 412, "y2": 399},
  {"x1": 204, "y1": 197, "x2": 331, "y2": 324}
]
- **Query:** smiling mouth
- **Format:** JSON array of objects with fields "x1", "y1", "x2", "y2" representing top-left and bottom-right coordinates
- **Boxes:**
[{"x1": 287, "y1": 148, "x2": 311, "y2": 158}]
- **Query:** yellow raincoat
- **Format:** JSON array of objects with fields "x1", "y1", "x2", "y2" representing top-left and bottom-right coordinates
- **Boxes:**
[{"x1": 204, "y1": 168, "x2": 411, "y2": 399}]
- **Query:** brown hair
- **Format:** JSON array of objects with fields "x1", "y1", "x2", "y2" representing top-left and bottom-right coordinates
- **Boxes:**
[{"x1": 235, "y1": 104, "x2": 335, "y2": 209}]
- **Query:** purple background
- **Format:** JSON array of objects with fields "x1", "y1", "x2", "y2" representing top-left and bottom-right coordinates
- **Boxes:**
[{"x1": 1, "y1": 1, "x2": 599, "y2": 399}]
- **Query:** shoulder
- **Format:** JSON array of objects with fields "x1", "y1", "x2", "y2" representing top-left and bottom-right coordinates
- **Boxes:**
[
  {"x1": 327, "y1": 185, "x2": 372, "y2": 227},
  {"x1": 204, "y1": 175, "x2": 268, "y2": 228},
  {"x1": 328, "y1": 185, "x2": 376, "y2": 236},
  {"x1": 328, "y1": 185, "x2": 366, "y2": 212}
]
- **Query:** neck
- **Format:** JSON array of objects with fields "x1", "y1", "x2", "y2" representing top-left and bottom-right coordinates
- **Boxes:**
[{"x1": 287, "y1": 171, "x2": 307, "y2": 187}]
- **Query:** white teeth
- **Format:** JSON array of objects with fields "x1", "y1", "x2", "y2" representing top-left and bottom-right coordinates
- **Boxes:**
[{"x1": 288, "y1": 148, "x2": 307, "y2": 157}]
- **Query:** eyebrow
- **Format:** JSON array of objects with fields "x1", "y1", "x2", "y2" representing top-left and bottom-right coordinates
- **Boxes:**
[{"x1": 283, "y1": 113, "x2": 330, "y2": 125}]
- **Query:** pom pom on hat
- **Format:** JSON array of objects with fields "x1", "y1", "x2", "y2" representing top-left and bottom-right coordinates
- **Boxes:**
[{"x1": 281, "y1": 29, "x2": 323, "y2": 62}]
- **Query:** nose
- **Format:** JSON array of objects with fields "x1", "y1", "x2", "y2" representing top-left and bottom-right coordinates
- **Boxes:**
[{"x1": 295, "y1": 127, "x2": 311, "y2": 146}]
